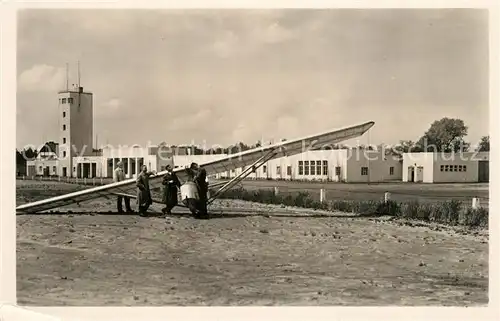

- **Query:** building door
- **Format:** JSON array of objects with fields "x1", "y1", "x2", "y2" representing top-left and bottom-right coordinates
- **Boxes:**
[
  {"x1": 62, "y1": 167, "x2": 67, "y2": 177},
  {"x1": 107, "y1": 159, "x2": 113, "y2": 178},
  {"x1": 416, "y1": 166, "x2": 424, "y2": 182},
  {"x1": 43, "y1": 166, "x2": 50, "y2": 177},
  {"x1": 83, "y1": 163, "x2": 90, "y2": 178},
  {"x1": 91, "y1": 163, "x2": 97, "y2": 178},
  {"x1": 407, "y1": 166, "x2": 415, "y2": 182},
  {"x1": 478, "y1": 161, "x2": 489, "y2": 182}
]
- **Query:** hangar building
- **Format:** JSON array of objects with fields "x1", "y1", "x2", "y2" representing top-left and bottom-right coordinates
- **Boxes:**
[{"x1": 402, "y1": 152, "x2": 489, "y2": 183}]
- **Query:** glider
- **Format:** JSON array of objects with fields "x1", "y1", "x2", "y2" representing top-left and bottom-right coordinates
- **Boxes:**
[{"x1": 16, "y1": 121, "x2": 375, "y2": 214}]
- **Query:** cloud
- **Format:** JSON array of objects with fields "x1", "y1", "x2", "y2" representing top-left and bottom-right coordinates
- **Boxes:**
[
  {"x1": 102, "y1": 98, "x2": 121, "y2": 111},
  {"x1": 15, "y1": 9, "x2": 489, "y2": 150},
  {"x1": 211, "y1": 31, "x2": 240, "y2": 58},
  {"x1": 18, "y1": 64, "x2": 65, "y2": 92},
  {"x1": 258, "y1": 21, "x2": 294, "y2": 44}
]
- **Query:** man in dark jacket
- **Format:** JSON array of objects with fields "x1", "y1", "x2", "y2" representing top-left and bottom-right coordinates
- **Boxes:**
[
  {"x1": 136, "y1": 165, "x2": 156, "y2": 217},
  {"x1": 193, "y1": 163, "x2": 209, "y2": 218},
  {"x1": 186, "y1": 162, "x2": 209, "y2": 219},
  {"x1": 161, "y1": 165, "x2": 181, "y2": 215}
]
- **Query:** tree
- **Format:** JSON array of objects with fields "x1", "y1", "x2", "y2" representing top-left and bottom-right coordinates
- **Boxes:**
[
  {"x1": 39, "y1": 141, "x2": 58, "y2": 154},
  {"x1": 477, "y1": 135, "x2": 490, "y2": 152},
  {"x1": 417, "y1": 117, "x2": 469, "y2": 153},
  {"x1": 16, "y1": 149, "x2": 25, "y2": 165},
  {"x1": 22, "y1": 147, "x2": 38, "y2": 160}
]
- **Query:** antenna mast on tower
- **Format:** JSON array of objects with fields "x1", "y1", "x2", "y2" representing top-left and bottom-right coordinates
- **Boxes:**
[
  {"x1": 77, "y1": 61, "x2": 81, "y2": 88},
  {"x1": 65, "y1": 63, "x2": 69, "y2": 91}
]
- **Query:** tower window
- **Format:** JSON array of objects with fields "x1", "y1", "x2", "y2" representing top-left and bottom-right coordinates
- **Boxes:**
[
  {"x1": 62, "y1": 98, "x2": 67, "y2": 104},
  {"x1": 63, "y1": 124, "x2": 66, "y2": 130},
  {"x1": 63, "y1": 151, "x2": 67, "y2": 157},
  {"x1": 68, "y1": 98, "x2": 74, "y2": 104},
  {"x1": 63, "y1": 111, "x2": 66, "y2": 118},
  {"x1": 63, "y1": 137, "x2": 66, "y2": 144}
]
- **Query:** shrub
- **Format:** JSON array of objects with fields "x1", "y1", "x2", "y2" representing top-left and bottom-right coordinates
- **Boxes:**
[
  {"x1": 436, "y1": 200, "x2": 463, "y2": 225},
  {"x1": 216, "y1": 187, "x2": 488, "y2": 228},
  {"x1": 461, "y1": 207, "x2": 489, "y2": 228},
  {"x1": 375, "y1": 200, "x2": 401, "y2": 216}
]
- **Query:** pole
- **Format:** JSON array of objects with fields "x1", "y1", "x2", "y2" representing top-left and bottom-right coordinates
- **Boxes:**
[
  {"x1": 320, "y1": 188, "x2": 326, "y2": 203},
  {"x1": 66, "y1": 62, "x2": 69, "y2": 91},
  {"x1": 472, "y1": 197, "x2": 480, "y2": 209}
]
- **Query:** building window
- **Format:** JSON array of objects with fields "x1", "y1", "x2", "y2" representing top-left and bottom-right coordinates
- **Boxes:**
[
  {"x1": 63, "y1": 137, "x2": 66, "y2": 144},
  {"x1": 453, "y1": 165, "x2": 458, "y2": 172},
  {"x1": 62, "y1": 98, "x2": 67, "y2": 104},
  {"x1": 361, "y1": 167, "x2": 369, "y2": 176},
  {"x1": 389, "y1": 166, "x2": 394, "y2": 175},
  {"x1": 316, "y1": 161, "x2": 321, "y2": 175},
  {"x1": 458, "y1": 165, "x2": 463, "y2": 172},
  {"x1": 161, "y1": 166, "x2": 165, "y2": 171},
  {"x1": 440, "y1": 165, "x2": 445, "y2": 172},
  {"x1": 63, "y1": 151, "x2": 66, "y2": 157},
  {"x1": 63, "y1": 111, "x2": 66, "y2": 118},
  {"x1": 287, "y1": 166, "x2": 292, "y2": 176},
  {"x1": 463, "y1": 165, "x2": 467, "y2": 172},
  {"x1": 68, "y1": 98, "x2": 74, "y2": 104},
  {"x1": 63, "y1": 124, "x2": 66, "y2": 130},
  {"x1": 335, "y1": 166, "x2": 341, "y2": 176},
  {"x1": 53, "y1": 166, "x2": 56, "y2": 172},
  {"x1": 298, "y1": 161, "x2": 304, "y2": 175},
  {"x1": 276, "y1": 166, "x2": 281, "y2": 175},
  {"x1": 304, "y1": 161, "x2": 310, "y2": 175},
  {"x1": 445, "y1": 165, "x2": 449, "y2": 172},
  {"x1": 39, "y1": 166, "x2": 42, "y2": 171},
  {"x1": 263, "y1": 166, "x2": 267, "y2": 173},
  {"x1": 310, "y1": 161, "x2": 315, "y2": 175},
  {"x1": 323, "y1": 161, "x2": 328, "y2": 175}
]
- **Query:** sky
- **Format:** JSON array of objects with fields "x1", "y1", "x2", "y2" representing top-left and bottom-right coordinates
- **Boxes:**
[{"x1": 16, "y1": 9, "x2": 489, "y2": 150}]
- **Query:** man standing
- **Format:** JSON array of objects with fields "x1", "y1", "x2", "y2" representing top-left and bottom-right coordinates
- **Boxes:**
[
  {"x1": 161, "y1": 164, "x2": 181, "y2": 215},
  {"x1": 189, "y1": 162, "x2": 209, "y2": 219},
  {"x1": 136, "y1": 165, "x2": 156, "y2": 217},
  {"x1": 195, "y1": 166, "x2": 209, "y2": 218},
  {"x1": 114, "y1": 161, "x2": 133, "y2": 213}
]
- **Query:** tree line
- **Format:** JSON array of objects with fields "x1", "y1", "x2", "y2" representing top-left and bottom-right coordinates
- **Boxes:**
[{"x1": 16, "y1": 117, "x2": 490, "y2": 172}]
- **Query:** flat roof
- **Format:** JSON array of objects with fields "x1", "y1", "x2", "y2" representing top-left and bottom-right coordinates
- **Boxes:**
[{"x1": 58, "y1": 90, "x2": 93, "y2": 95}]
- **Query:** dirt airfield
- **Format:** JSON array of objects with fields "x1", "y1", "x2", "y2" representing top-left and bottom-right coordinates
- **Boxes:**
[{"x1": 16, "y1": 180, "x2": 488, "y2": 306}]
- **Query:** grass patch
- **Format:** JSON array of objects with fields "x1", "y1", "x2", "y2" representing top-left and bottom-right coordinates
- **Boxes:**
[{"x1": 213, "y1": 187, "x2": 488, "y2": 228}]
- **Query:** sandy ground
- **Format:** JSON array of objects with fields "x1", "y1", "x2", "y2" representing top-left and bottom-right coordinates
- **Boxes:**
[{"x1": 16, "y1": 181, "x2": 489, "y2": 306}]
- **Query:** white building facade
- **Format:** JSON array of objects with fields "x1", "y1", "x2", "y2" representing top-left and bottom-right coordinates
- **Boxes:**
[
  {"x1": 402, "y1": 152, "x2": 489, "y2": 183},
  {"x1": 214, "y1": 149, "x2": 402, "y2": 183}
]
